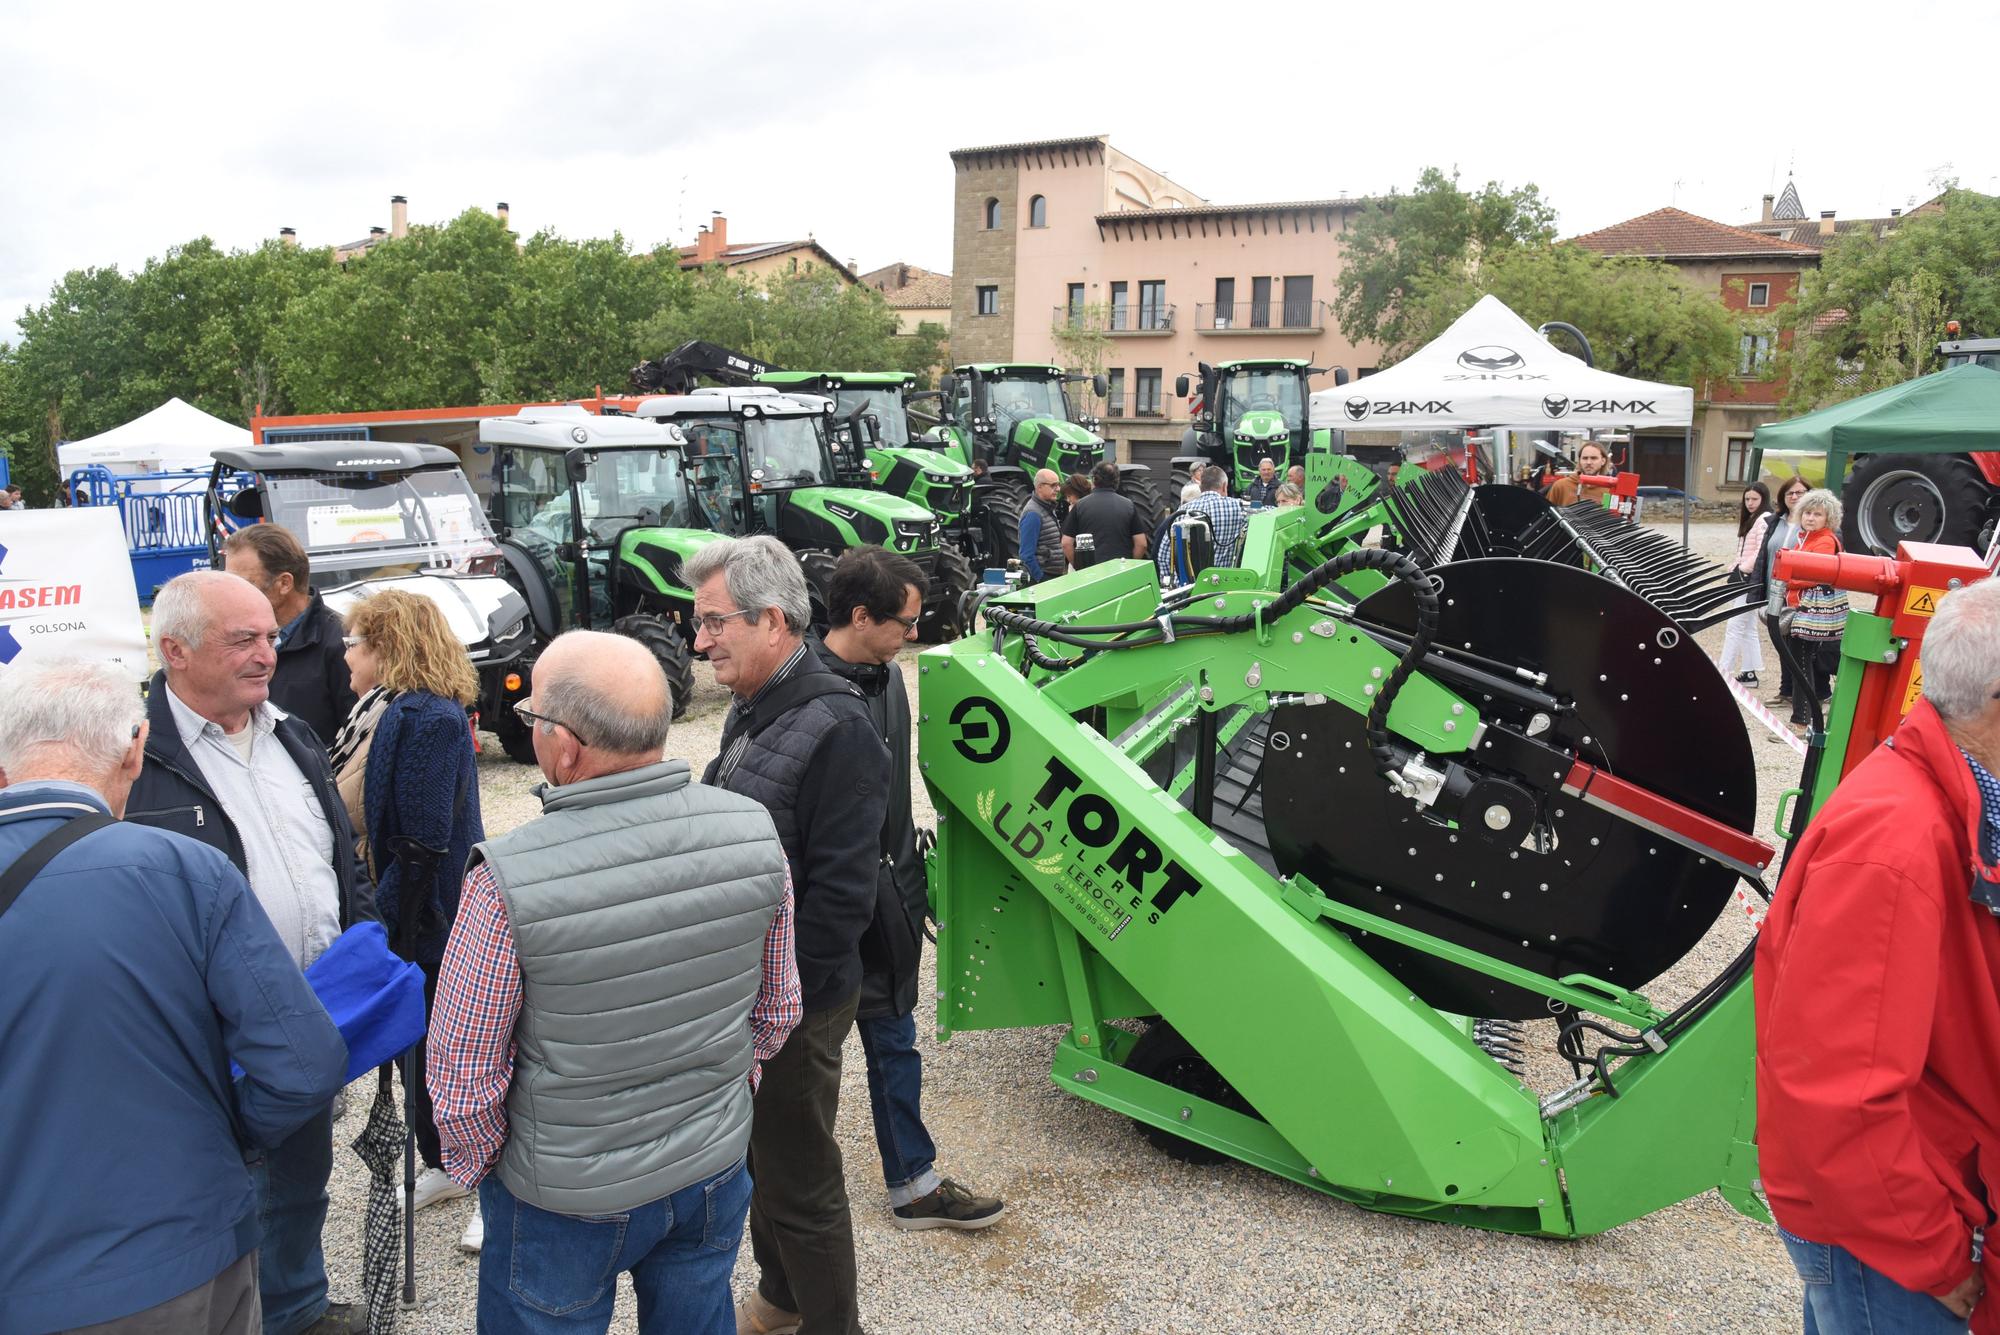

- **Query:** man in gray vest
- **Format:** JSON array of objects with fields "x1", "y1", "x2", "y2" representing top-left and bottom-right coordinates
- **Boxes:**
[
  {"x1": 687, "y1": 536, "x2": 888, "y2": 1335},
  {"x1": 427, "y1": 630, "x2": 798, "y2": 1333},
  {"x1": 1016, "y1": 468, "x2": 1065, "y2": 582}
]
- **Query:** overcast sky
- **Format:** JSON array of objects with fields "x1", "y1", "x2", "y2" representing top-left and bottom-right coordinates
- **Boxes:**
[{"x1": 5, "y1": 0, "x2": 1994, "y2": 341}]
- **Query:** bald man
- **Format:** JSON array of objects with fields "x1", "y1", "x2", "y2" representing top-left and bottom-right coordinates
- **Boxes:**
[
  {"x1": 428, "y1": 631, "x2": 800, "y2": 1332},
  {"x1": 1018, "y1": 467, "x2": 1066, "y2": 582}
]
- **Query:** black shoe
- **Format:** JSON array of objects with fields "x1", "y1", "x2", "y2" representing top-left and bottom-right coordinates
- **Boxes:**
[
  {"x1": 892, "y1": 1178, "x2": 1005, "y2": 1231},
  {"x1": 302, "y1": 1304, "x2": 369, "y2": 1335},
  {"x1": 1735, "y1": 672, "x2": 1759, "y2": 686}
]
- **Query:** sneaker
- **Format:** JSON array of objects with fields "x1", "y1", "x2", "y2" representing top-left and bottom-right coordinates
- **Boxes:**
[
  {"x1": 891, "y1": 1178, "x2": 1005, "y2": 1231},
  {"x1": 457, "y1": 1207, "x2": 484, "y2": 1255},
  {"x1": 735, "y1": 1291, "x2": 801, "y2": 1335},
  {"x1": 330, "y1": 1090, "x2": 348, "y2": 1122},
  {"x1": 302, "y1": 1303, "x2": 368, "y2": 1334},
  {"x1": 413, "y1": 1166, "x2": 467, "y2": 1212},
  {"x1": 1766, "y1": 694, "x2": 1791, "y2": 707},
  {"x1": 1735, "y1": 672, "x2": 1759, "y2": 686}
]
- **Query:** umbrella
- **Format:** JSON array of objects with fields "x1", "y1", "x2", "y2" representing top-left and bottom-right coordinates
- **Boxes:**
[{"x1": 350, "y1": 1070, "x2": 405, "y2": 1333}]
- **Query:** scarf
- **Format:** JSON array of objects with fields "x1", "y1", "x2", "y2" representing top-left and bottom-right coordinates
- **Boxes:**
[{"x1": 330, "y1": 685, "x2": 394, "y2": 778}]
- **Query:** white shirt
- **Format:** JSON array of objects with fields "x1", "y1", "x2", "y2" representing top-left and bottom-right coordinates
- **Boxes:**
[{"x1": 164, "y1": 685, "x2": 341, "y2": 968}]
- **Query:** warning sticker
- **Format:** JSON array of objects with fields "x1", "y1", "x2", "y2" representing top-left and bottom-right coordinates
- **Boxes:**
[
  {"x1": 1902, "y1": 659, "x2": 1925, "y2": 715},
  {"x1": 1903, "y1": 586, "x2": 1945, "y2": 617}
]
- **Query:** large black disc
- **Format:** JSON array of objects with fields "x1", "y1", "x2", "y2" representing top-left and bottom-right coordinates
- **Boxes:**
[{"x1": 1263, "y1": 558, "x2": 1756, "y2": 1018}]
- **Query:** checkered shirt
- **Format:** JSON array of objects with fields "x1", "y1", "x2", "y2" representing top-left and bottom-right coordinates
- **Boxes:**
[
  {"x1": 1156, "y1": 490, "x2": 1250, "y2": 582},
  {"x1": 428, "y1": 861, "x2": 801, "y2": 1189}
]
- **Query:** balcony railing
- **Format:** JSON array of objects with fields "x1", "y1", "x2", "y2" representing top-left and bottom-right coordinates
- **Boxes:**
[
  {"x1": 1054, "y1": 304, "x2": 1175, "y2": 334},
  {"x1": 1193, "y1": 299, "x2": 1326, "y2": 333}
]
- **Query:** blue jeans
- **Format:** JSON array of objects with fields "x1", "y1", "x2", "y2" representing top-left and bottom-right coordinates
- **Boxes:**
[
  {"x1": 856, "y1": 1011, "x2": 939, "y2": 1206},
  {"x1": 247, "y1": 1105, "x2": 332, "y2": 1335},
  {"x1": 475, "y1": 1157, "x2": 751, "y2": 1334},
  {"x1": 1779, "y1": 1225, "x2": 1969, "y2": 1334}
]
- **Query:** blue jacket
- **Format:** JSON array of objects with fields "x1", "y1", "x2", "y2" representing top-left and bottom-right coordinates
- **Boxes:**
[
  {"x1": 0, "y1": 782, "x2": 347, "y2": 1333},
  {"x1": 364, "y1": 691, "x2": 483, "y2": 965}
]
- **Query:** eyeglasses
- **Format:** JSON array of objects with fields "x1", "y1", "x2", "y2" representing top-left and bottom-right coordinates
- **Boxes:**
[
  {"x1": 342, "y1": 635, "x2": 366, "y2": 648},
  {"x1": 875, "y1": 610, "x2": 920, "y2": 631},
  {"x1": 693, "y1": 607, "x2": 760, "y2": 636},
  {"x1": 513, "y1": 700, "x2": 591, "y2": 748}
]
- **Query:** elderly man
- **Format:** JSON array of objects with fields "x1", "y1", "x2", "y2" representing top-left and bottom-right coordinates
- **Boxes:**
[
  {"x1": 0, "y1": 660, "x2": 347, "y2": 1335},
  {"x1": 127, "y1": 570, "x2": 374, "y2": 1335},
  {"x1": 1244, "y1": 457, "x2": 1280, "y2": 507},
  {"x1": 1016, "y1": 468, "x2": 1065, "y2": 582},
  {"x1": 1758, "y1": 575, "x2": 2000, "y2": 1332},
  {"x1": 811, "y1": 547, "x2": 1004, "y2": 1233},
  {"x1": 1287, "y1": 462, "x2": 1307, "y2": 493},
  {"x1": 221, "y1": 525, "x2": 355, "y2": 748},
  {"x1": 427, "y1": 631, "x2": 796, "y2": 1332},
  {"x1": 1156, "y1": 466, "x2": 1249, "y2": 585},
  {"x1": 688, "y1": 535, "x2": 888, "y2": 1335}
]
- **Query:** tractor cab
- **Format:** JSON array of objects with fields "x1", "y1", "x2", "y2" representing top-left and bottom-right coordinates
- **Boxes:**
[
  {"x1": 1175, "y1": 358, "x2": 1327, "y2": 493},
  {"x1": 757, "y1": 370, "x2": 976, "y2": 535}
]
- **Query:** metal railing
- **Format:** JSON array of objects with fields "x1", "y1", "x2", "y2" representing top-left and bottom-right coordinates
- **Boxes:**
[
  {"x1": 68, "y1": 465, "x2": 249, "y2": 602},
  {"x1": 1053, "y1": 304, "x2": 1177, "y2": 333},
  {"x1": 1194, "y1": 298, "x2": 1326, "y2": 331}
]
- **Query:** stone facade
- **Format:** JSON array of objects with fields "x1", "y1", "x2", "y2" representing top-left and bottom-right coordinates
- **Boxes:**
[{"x1": 950, "y1": 154, "x2": 1025, "y2": 364}]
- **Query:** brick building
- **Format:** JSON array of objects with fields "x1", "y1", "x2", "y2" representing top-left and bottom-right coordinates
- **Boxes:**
[{"x1": 678, "y1": 213, "x2": 858, "y2": 286}]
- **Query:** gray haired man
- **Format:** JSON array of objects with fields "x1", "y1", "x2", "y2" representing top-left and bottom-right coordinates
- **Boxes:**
[{"x1": 688, "y1": 536, "x2": 890, "y2": 1335}]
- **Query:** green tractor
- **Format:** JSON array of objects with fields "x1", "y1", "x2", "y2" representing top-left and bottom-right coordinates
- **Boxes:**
[
  {"x1": 633, "y1": 386, "x2": 969, "y2": 634},
  {"x1": 478, "y1": 408, "x2": 722, "y2": 760},
  {"x1": 1172, "y1": 358, "x2": 1348, "y2": 495},
  {"x1": 929, "y1": 363, "x2": 1168, "y2": 561}
]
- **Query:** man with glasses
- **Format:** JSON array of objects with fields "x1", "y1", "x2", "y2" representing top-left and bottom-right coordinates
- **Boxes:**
[
  {"x1": 810, "y1": 547, "x2": 1004, "y2": 1236},
  {"x1": 1017, "y1": 468, "x2": 1066, "y2": 583},
  {"x1": 685, "y1": 536, "x2": 888, "y2": 1335},
  {"x1": 127, "y1": 571, "x2": 375, "y2": 1335}
]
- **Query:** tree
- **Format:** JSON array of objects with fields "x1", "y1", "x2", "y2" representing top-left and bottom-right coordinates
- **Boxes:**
[
  {"x1": 1399, "y1": 244, "x2": 1741, "y2": 389},
  {"x1": 1335, "y1": 167, "x2": 1559, "y2": 359},
  {"x1": 1782, "y1": 188, "x2": 2000, "y2": 410},
  {"x1": 1049, "y1": 303, "x2": 1113, "y2": 415},
  {"x1": 482, "y1": 233, "x2": 688, "y2": 403}
]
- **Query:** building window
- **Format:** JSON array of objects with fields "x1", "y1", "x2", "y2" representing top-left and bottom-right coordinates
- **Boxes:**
[
  {"x1": 1065, "y1": 283, "x2": 1085, "y2": 326},
  {"x1": 1747, "y1": 282, "x2": 1770, "y2": 307},
  {"x1": 1109, "y1": 281, "x2": 1128, "y2": 331},
  {"x1": 1028, "y1": 195, "x2": 1047, "y2": 228},
  {"x1": 1213, "y1": 277, "x2": 1235, "y2": 329},
  {"x1": 976, "y1": 285, "x2": 999, "y2": 317},
  {"x1": 1107, "y1": 368, "x2": 1125, "y2": 418},
  {"x1": 1738, "y1": 333, "x2": 1773, "y2": 375},
  {"x1": 1138, "y1": 280, "x2": 1166, "y2": 331},
  {"x1": 1250, "y1": 276, "x2": 1272, "y2": 328},
  {"x1": 983, "y1": 198, "x2": 1000, "y2": 230},
  {"x1": 1283, "y1": 275, "x2": 1315, "y2": 327},
  {"x1": 1724, "y1": 435, "x2": 1756, "y2": 484},
  {"x1": 1135, "y1": 368, "x2": 1162, "y2": 417}
]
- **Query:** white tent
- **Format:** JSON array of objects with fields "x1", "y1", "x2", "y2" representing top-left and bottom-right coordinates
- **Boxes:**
[
  {"x1": 1308, "y1": 295, "x2": 1693, "y2": 432},
  {"x1": 58, "y1": 397, "x2": 251, "y2": 475}
]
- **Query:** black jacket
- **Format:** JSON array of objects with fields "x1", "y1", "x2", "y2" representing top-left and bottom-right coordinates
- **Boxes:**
[
  {"x1": 810, "y1": 636, "x2": 924, "y2": 1020},
  {"x1": 702, "y1": 651, "x2": 890, "y2": 1012},
  {"x1": 127, "y1": 671, "x2": 376, "y2": 933},
  {"x1": 272, "y1": 593, "x2": 357, "y2": 749}
]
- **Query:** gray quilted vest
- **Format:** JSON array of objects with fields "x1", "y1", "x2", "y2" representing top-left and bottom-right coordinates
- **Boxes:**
[
  {"x1": 477, "y1": 759, "x2": 787, "y2": 1215},
  {"x1": 1025, "y1": 492, "x2": 1065, "y2": 578}
]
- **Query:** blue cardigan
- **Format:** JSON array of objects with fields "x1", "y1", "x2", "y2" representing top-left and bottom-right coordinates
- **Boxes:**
[{"x1": 363, "y1": 692, "x2": 484, "y2": 966}]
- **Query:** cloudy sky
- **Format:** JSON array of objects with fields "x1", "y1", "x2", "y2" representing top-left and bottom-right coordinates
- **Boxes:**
[{"x1": 5, "y1": 0, "x2": 1993, "y2": 339}]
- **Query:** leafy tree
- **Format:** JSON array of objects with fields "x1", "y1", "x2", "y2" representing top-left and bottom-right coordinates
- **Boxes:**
[
  {"x1": 1049, "y1": 303, "x2": 1113, "y2": 414},
  {"x1": 1335, "y1": 167, "x2": 1559, "y2": 358},
  {"x1": 1782, "y1": 188, "x2": 2000, "y2": 409},
  {"x1": 482, "y1": 233, "x2": 688, "y2": 403},
  {"x1": 1400, "y1": 243, "x2": 1741, "y2": 388}
]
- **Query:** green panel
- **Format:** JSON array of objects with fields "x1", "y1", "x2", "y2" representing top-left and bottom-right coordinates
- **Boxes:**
[
  {"x1": 615, "y1": 526, "x2": 726, "y2": 598},
  {"x1": 1810, "y1": 609, "x2": 1895, "y2": 813}
]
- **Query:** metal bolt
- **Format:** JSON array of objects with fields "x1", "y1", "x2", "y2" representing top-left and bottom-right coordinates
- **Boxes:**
[
  {"x1": 1292, "y1": 631, "x2": 1304, "y2": 644},
  {"x1": 1180, "y1": 1106, "x2": 1193, "y2": 1121},
  {"x1": 1076, "y1": 1068, "x2": 1098, "y2": 1083},
  {"x1": 920, "y1": 761, "x2": 930, "y2": 771},
  {"x1": 1214, "y1": 597, "x2": 1227, "y2": 609},
  {"x1": 1443, "y1": 720, "x2": 1456, "y2": 732},
  {"x1": 920, "y1": 714, "x2": 930, "y2": 723},
  {"x1": 1309, "y1": 1167, "x2": 1320, "y2": 1178},
  {"x1": 1451, "y1": 703, "x2": 1465, "y2": 715},
  {"x1": 1384, "y1": 1177, "x2": 1393, "y2": 1187},
  {"x1": 1484, "y1": 806, "x2": 1512, "y2": 831}
]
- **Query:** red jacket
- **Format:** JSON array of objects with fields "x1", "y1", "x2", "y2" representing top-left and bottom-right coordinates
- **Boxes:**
[
  {"x1": 1784, "y1": 527, "x2": 1841, "y2": 606},
  {"x1": 1757, "y1": 699, "x2": 2000, "y2": 1316}
]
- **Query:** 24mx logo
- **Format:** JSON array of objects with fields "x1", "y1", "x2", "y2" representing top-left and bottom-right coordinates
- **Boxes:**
[
  {"x1": 1344, "y1": 398, "x2": 1454, "y2": 421},
  {"x1": 1542, "y1": 397, "x2": 1658, "y2": 419}
]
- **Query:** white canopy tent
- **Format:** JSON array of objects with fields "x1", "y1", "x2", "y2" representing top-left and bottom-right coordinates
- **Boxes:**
[{"x1": 58, "y1": 397, "x2": 251, "y2": 476}]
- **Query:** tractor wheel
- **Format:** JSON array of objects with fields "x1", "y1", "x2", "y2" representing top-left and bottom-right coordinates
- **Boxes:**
[
  {"x1": 1843, "y1": 453, "x2": 1995, "y2": 556},
  {"x1": 920, "y1": 546, "x2": 976, "y2": 642},
  {"x1": 611, "y1": 614, "x2": 694, "y2": 720},
  {"x1": 1119, "y1": 471, "x2": 1169, "y2": 528},
  {"x1": 1168, "y1": 466, "x2": 1194, "y2": 501},
  {"x1": 490, "y1": 704, "x2": 539, "y2": 765},
  {"x1": 797, "y1": 550, "x2": 840, "y2": 636},
  {"x1": 983, "y1": 491, "x2": 1025, "y2": 565},
  {"x1": 1123, "y1": 1021, "x2": 1260, "y2": 1166}
]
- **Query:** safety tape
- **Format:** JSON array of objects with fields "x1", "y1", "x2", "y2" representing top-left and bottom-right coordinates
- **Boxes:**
[
  {"x1": 1725, "y1": 676, "x2": 1807, "y2": 757},
  {"x1": 1731, "y1": 883, "x2": 1768, "y2": 929}
]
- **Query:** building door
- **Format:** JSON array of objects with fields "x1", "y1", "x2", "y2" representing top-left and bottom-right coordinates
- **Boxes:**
[
  {"x1": 1629, "y1": 433, "x2": 1688, "y2": 491},
  {"x1": 1250, "y1": 276, "x2": 1272, "y2": 328},
  {"x1": 1283, "y1": 275, "x2": 1314, "y2": 327},
  {"x1": 1213, "y1": 277, "x2": 1235, "y2": 330},
  {"x1": 1109, "y1": 281, "x2": 1128, "y2": 332}
]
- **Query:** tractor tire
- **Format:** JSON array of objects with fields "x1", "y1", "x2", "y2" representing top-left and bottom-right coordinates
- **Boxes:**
[
  {"x1": 611, "y1": 613, "x2": 695, "y2": 720},
  {"x1": 920, "y1": 546, "x2": 976, "y2": 642},
  {"x1": 1123, "y1": 1020, "x2": 1261, "y2": 1166},
  {"x1": 491, "y1": 705, "x2": 539, "y2": 765},
  {"x1": 1119, "y1": 471, "x2": 1169, "y2": 528},
  {"x1": 797, "y1": 549, "x2": 841, "y2": 636},
  {"x1": 983, "y1": 491, "x2": 1025, "y2": 566},
  {"x1": 1168, "y1": 466, "x2": 1195, "y2": 501},
  {"x1": 1843, "y1": 453, "x2": 1995, "y2": 557}
]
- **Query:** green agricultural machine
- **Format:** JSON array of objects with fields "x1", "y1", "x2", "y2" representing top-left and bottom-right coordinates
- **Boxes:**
[
  {"x1": 478, "y1": 409, "x2": 722, "y2": 759},
  {"x1": 1172, "y1": 358, "x2": 1347, "y2": 495},
  {"x1": 632, "y1": 386, "x2": 965, "y2": 633},
  {"x1": 918, "y1": 454, "x2": 1796, "y2": 1236},
  {"x1": 929, "y1": 363, "x2": 1169, "y2": 560}
]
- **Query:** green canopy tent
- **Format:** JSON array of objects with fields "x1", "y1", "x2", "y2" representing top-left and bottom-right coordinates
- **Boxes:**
[{"x1": 1752, "y1": 362, "x2": 2000, "y2": 555}]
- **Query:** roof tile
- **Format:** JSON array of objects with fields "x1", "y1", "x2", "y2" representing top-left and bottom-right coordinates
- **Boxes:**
[{"x1": 1568, "y1": 207, "x2": 1821, "y2": 259}]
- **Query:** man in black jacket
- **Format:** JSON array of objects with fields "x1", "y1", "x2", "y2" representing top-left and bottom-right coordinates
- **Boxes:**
[
  {"x1": 127, "y1": 570, "x2": 374, "y2": 1335},
  {"x1": 222, "y1": 523, "x2": 356, "y2": 747},
  {"x1": 689, "y1": 536, "x2": 888, "y2": 1335},
  {"x1": 812, "y1": 547, "x2": 1004, "y2": 1235}
]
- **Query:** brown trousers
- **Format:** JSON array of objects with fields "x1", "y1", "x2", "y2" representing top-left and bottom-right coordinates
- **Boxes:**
[{"x1": 62, "y1": 1251, "x2": 258, "y2": 1334}]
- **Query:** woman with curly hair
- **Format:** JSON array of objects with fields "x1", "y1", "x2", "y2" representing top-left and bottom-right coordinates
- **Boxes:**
[
  {"x1": 331, "y1": 589, "x2": 483, "y2": 1220},
  {"x1": 1784, "y1": 488, "x2": 1848, "y2": 733}
]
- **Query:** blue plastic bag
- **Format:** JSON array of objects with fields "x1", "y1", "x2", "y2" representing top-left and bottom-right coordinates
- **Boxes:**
[{"x1": 230, "y1": 922, "x2": 429, "y2": 1085}]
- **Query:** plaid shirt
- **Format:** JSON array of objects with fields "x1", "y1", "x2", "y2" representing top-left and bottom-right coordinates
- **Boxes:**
[
  {"x1": 1156, "y1": 489, "x2": 1249, "y2": 582},
  {"x1": 428, "y1": 861, "x2": 801, "y2": 1189}
]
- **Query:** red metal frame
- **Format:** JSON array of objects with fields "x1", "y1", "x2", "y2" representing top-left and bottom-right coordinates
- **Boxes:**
[
  {"x1": 249, "y1": 394, "x2": 644, "y2": 444},
  {"x1": 1560, "y1": 761, "x2": 1775, "y2": 878}
]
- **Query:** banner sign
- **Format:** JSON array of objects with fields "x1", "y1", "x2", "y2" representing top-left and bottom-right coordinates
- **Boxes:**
[{"x1": 0, "y1": 508, "x2": 150, "y2": 681}]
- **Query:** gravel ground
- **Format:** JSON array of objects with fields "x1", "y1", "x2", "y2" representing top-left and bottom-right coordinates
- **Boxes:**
[{"x1": 322, "y1": 519, "x2": 1810, "y2": 1333}]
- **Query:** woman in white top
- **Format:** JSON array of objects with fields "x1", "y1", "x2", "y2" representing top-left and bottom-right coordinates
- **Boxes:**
[{"x1": 1718, "y1": 482, "x2": 1774, "y2": 685}]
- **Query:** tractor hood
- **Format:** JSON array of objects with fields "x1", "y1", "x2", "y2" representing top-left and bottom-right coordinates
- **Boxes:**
[
  {"x1": 812, "y1": 486, "x2": 936, "y2": 523},
  {"x1": 1233, "y1": 408, "x2": 1292, "y2": 443},
  {"x1": 1014, "y1": 417, "x2": 1101, "y2": 448},
  {"x1": 616, "y1": 526, "x2": 729, "y2": 599},
  {"x1": 321, "y1": 571, "x2": 530, "y2": 664},
  {"x1": 875, "y1": 446, "x2": 973, "y2": 480}
]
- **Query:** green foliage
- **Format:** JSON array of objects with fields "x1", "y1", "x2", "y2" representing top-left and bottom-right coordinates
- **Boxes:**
[
  {"x1": 1335, "y1": 166, "x2": 1559, "y2": 356},
  {"x1": 1050, "y1": 303, "x2": 1112, "y2": 414},
  {"x1": 634, "y1": 266, "x2": 947, "y2": 389},
  {"x1": 1782, "y1": 189, "x2": 2000, "y2": 410},
  {"x1": 482, "y1": 234, "x2": 689, "y2": 402},
  {"x1": 1401, "y1": 244, "x2": 1741, "y2": 388}
]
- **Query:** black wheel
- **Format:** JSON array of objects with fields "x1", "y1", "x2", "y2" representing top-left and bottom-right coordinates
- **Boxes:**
[
  {"x1": 1843, "y1": 453, "x2": 1994, "y2": 556},
  {"x1": 1168, "y1": 466, "x2": 1194, "y2": 500},
  {"x1": 1123, "y1": 1021, "x2": 1259, "y2": 1165},
  {"x1": 610, "y1": 613, "x2": 694, "y2": 720},
  {"x1": 983, "y1": 491, "x2": 1025, "y2": 565},
  {"x1": 491, "y1": 705, "x2": 539, "y2": 765},
  {"x1": 920, "y1": 547, "x2": 976, "y2": 642},
  {"x1": 796, "y1": 550, "x2": 840, "y2": 637},
  {"x1": 1118, "y1": 470, "x2": 1168, "y2": 528}
]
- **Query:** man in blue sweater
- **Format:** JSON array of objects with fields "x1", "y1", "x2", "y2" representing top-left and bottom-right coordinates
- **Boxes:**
[{"x1": 0, "y1": 658, "x2": 348, "y2": 1334}]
